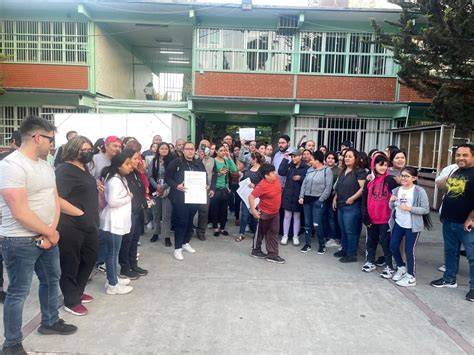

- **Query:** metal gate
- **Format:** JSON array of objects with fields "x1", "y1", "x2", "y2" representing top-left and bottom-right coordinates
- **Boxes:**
[{"x1": 294, "y1": 115, "x2": 392, "y2": 152}]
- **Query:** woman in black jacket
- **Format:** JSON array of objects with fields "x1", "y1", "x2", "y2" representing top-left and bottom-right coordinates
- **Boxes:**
[
  {"x1": 165, "y1": 142, "x2": 216, "y2": 261},
  {"x1": 278, "y1": 150, "x2": 309, "y2": 246}
]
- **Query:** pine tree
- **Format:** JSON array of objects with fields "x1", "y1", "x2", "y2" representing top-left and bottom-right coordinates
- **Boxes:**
[{"x1": 371, "y1": 0, "x2": 474, "y2": 129}]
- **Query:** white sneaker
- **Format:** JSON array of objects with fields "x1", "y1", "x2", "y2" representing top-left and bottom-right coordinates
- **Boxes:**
[
  {"x1": 392, "y1": 266, "x2": 407, "y2": 281},
  {"x1": 380, "y1": 266, "x2": 394, "y2": 279},
  {"x1": 281, "y1": 235, "x2": 288, "y2": 245},
  {"x1": 293, "y1": 236, "x2": 300, "y2": 246},
  {"x1": 325, "y1": 239, "x2": 339, "y2": 248},
  {"x1": 106, "y1": 283, "x2": 133, "y2": 295},
  {"x1": 438, "y1": 264, "x2": 446, "y2": 272},
  {"x1": 174, "y1": 248, "x2": 184, "y2": 261},
  {"x1": 183, "y1": 243, "x2": 196, "y2": 253},
  {"x1": 146, "y1": 222, "x2": 153, "y2": 230},
  {"x1": 105, "y1": 277, "x2": 131, "y2": 288},
  {"x1": 361, "y1": 262, "x2": 376, "y2": 273},
  {"x1": 396, "y1": 274, "x2": 416, "y2": 287}
]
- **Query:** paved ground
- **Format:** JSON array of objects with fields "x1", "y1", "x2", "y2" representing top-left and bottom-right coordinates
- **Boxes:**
[{"x1": 2, "y1": 212, "x2": 473, "y2": 354}]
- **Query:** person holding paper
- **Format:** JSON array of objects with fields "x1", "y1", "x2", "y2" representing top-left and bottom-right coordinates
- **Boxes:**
[
  {"x1": 239, "y1": 139, "x2": 257, "y2": 170},
  {"x1": 236, "y1": 152, "x2": 265, "y2": 242},
  {"x1": 210, "y1": 144, "x2": 237, "y2": 237},
  {"x1": 165, "y1": 142, "x2": 216, "y2": 261}
]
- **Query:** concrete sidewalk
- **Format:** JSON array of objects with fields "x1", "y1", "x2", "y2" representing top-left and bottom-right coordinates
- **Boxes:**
[{"x1": 3, "y1": 212, "x2": 473, "y2": 354}]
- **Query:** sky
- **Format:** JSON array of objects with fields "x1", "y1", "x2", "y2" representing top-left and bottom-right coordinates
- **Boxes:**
[{"x1": 194, "y1": 0, "x2": 400, "y2": 8}]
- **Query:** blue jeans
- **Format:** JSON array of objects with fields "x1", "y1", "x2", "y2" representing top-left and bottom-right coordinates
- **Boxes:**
[
  {"x1": 303, "y1": 200, "x2": 325, "y2": 247},
  {"x1": 102, "y1": 231, "x2": 123, "y2": 286},
  {"x1": 390, "y1": 222, "x2": 420, "y2": 276},
  {"x1": 323, "y1": 198, "x2": 340, "y2": 240},
  {"x1": 337, "y1": 202, "x2": 362, "y2": 257},
  {"x1": 442, "y1": 222, "x2": 474, "y2": 289},
  {"x1": 1, "y1": 237, "x2": 61, "y2": 346},
  {"x1": 239, "y1": 203, "x2": 257, "y2": 235}
]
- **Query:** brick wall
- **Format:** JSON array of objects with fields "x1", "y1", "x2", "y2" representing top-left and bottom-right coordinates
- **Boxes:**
[
  {"x1": 1, "y1": 63, "x2": 88, "y2": 91},
  {"x1": 297, "y1": 76, "x2": 396, "y2": 101},
  {"x1": 399, "y1": 85, "x2": 432, "y2": 103},
  {"x1": 194, "y1": 72, "x2": 293, "y2": 98}
]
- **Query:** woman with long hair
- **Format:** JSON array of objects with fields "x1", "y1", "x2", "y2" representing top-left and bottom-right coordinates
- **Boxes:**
[
  {"x1": 210, "y1": 143, "x2": 237, "y2": 237},
  {"x1": 148, "y1": 142, "x2": 173, "y2": 247},
  {"x1": 323, "y1": 151, "x2": 341, "y2": 248},
  {"x1": 119, "y1": 148, "x2": 149, "y2": 280},
  {"x1": 56, "y1": 136, "x2": 99, "y2": 316},
  {"x1": 100, "y1": 153, "x2": 134, "y2": 295},
  {"x1": 332, "y1": 148, "x2": 367, "y2": 263},
  {"x1": 236, "y1": 151, "x2": 265, "y2": 242}
]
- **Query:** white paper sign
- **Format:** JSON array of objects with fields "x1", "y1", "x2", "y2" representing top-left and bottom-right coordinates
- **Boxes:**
[
  {"x1": 184, "y1": 171, "x2": 207, "y2": 204},
  {"x1": 237, "y1": 178, "x2": 260, "y2": 209},
  {"x1": 239, "y1": 128, "x2": 256, "y2": 141}
]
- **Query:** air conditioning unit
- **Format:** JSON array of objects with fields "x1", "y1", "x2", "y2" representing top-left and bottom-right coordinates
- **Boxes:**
[{"x1": 277, "y1": 15, "x2": 298, "y2": 34}]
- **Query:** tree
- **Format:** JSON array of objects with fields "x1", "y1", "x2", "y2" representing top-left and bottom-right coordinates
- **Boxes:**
[
  {"x1": 0, "y1": 53, "x2": 8, "y2": 96},
  {"x1": 371, "y1": 0, "x2": 474, "y2": 129}
]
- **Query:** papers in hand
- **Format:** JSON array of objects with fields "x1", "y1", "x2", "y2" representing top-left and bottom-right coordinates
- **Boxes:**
[
  {"x1": 237, "y1": 178, "x2": 259, "y2": 209},
  {"x1": 239, "y1": 128, "x2": 255, "y2": 141},
  {"x1": 184, "y1": 171, "x2": 207, "y2": 204}
]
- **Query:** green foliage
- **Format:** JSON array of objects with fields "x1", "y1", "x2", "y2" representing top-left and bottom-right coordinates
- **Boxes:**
[{"x1": 372, "y1": 0, "x2": 474, "y2": 129}]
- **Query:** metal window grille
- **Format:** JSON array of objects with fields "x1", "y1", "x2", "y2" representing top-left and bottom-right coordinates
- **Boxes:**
[
  {"x1": 294, "y1": 115, "x2": 393, "y2": 152},
  {"x1": 300, "y1": 32, "x2": 395, "y2": 76},
  {"x1": 0, "y1": 106, "x2": 89, "y2": 147},
  {"x1": 196, "y1": 28, "x2": 293, "y2": 73},
  {"x1": 0, "y1": 20, "x2": 88, "y2": 65}
]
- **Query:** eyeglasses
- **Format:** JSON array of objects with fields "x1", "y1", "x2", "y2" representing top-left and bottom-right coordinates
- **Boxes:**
[
  {"x1": 33, "y1": 134, "x2": 54, "y2": 143},
  {"x1": 400, "y1": 174, "x2": 413, "y2": 179}
]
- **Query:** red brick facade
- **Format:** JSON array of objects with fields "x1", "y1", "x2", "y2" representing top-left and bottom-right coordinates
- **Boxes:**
[
  {"x1": 1, "y1": 63, "x2": 89, "y2": 91},
  {"x1": 194, "y1": 72, "x2": 293, "y2": 98},
  {"x1": 194, "y1": 72, "x2": 431, "y2": 104},
  {"x1": 296, "y1": 76, "x2": 396, "y2": 101}
]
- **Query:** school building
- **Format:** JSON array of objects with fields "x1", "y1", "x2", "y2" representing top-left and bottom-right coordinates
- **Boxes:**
[{"x1": 0, "y1": 0, "x2": 472, "y2": 206}]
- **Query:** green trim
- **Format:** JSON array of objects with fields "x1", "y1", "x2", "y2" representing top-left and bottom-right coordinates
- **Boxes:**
[
  {"x1": 189, "y1": 113, "x2": 196, "y2": 143},
  {"x1": 88, "y1": 22, "x2": 96, "y2": 94},
  {"x1": 192, "y1": 27, "x2": 197, "y2": 96}
]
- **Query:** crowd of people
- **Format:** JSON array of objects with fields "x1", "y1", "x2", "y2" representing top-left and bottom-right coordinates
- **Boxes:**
[{"x1": 0, "y1": 115, "x2": 472, "y2": 354}]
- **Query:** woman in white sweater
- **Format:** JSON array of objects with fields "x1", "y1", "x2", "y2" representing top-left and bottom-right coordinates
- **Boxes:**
[{"x1": 99, "y1": 153, "x2": 134, "y2": 295}]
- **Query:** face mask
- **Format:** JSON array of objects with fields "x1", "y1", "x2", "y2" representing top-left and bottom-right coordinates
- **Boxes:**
[
  {"x1": 78, "y1": 151, "x2": 94, "y2": 164},
  {"x1": 204, "y1": 147, "x2": 210, "y2": 155}
]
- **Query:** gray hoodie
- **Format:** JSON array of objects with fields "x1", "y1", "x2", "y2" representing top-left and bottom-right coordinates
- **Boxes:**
[
  {"x1": 389, "y1": 185, "x2": 430, "y2": 233},
  {"x1": 299, "y1": 166, "x2": 333, "y2": 202}
]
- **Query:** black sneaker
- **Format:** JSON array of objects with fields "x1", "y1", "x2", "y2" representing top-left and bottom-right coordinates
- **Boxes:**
[
  {"x1": 213, "y1": 231, "x2": 220, "y2": 237},
  {"x1": 300, "y1": 245, "x2": 311, "y2": 253},
  {"x1": 466, "y1": 289, "x2": 474, "y2": 302},
  {"x1": 339, "y1": 256, "x2": 357, "y2": 263},
  {"x1": 150, "y1": 234, "x2": 159, "y2": 243},
  {"x1": 1, "y1": 343, "x2": 26, "y2": 355},
  {"x1": 266, "y1": 255, "x2": 286, "y2": 264},
  {"x1": 120, "y1": 269, "x2": 140, "y2": 280},
  {"x1": 131, "y1": 266, "x2": 148, "y2": 276},
  {"x1": 430, "y1": 278, "x2": 457, "y2": 288},
  {"x1": 0, "y1": 290, "x2": 6, "y2": 304},
  {"x1": 165, "y1": 237, "x2": 172, "y2": 247},
  {"x1": 250, "y1": 249, "x2": 267, "y2": 259},
  {"x1": 317, "y1": 246, "x2": 326, "y2": 255},
  {"x1": 221, "y1": 230, "x2": 229, "y2": 236},
  {"x1": 38, "y1": 319, "x2": 77, "y2": 335},
  {"x1": 375, "y1": 256, "x2": 386, "y2": 267},
  {"x1": 196, "y1": 233, "x2": 206, "y2": 241},
  {"x1": 333, "y1": 250, "x2": 346, "y2": 258}
]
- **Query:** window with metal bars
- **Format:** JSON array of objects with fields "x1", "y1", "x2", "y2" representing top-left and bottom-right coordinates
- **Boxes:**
[
  {"x1": 196, "y1": 28, "x2": 293, "y2": 73},
  {"x1": 0, "y1": 20, "x2": 88, "y2": 65},
  {"x1": 300, "y1": 32, "x2": 395, "y2": 76},
  {"x1": 0, "y1": 106, "x2": 89, "y2": 147}
]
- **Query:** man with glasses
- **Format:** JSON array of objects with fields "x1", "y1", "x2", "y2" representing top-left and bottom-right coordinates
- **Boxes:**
[{"x1": 0, "y1": 116, "x2": 77, "y2": 355}]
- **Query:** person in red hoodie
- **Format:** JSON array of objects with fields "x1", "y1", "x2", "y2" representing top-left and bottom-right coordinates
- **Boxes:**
[{"x1": 361, "y1": 152, "x2": 398, "y2": 278}]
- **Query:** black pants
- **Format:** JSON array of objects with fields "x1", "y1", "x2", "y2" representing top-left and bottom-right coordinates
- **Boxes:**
[
  {"x1": 210, "y1": 189, "x2": 229, "y2": 230},
  {"x1": 173, "y1": 202, "x2": 198, "y2": 249},
  {"x1": 229, "y1": 183, "x2": 241, "y2": 219},
  {"x1": 58, "y1": 224, "x2": 98, "y2": 308},
  {"x1": 366, "y1": 223, "x2": 392, "y2": 268},
  {"x1": 119, "y1": 211, "x2": 143, "y2": 272},
  {"x1": 0, "y1": 252, "x2": 4, "y2": 288}
]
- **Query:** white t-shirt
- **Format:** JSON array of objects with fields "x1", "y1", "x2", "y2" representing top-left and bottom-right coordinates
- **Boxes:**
[
  {"x1": 89, "y1": 152, "x2": 111, "y2": 180},
  {"x1": 395, "y1": 185, "x2": 415, "y2": 229},
  {"x1": 0, "y1": 150, "x2": 56, "y2": 237}
]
